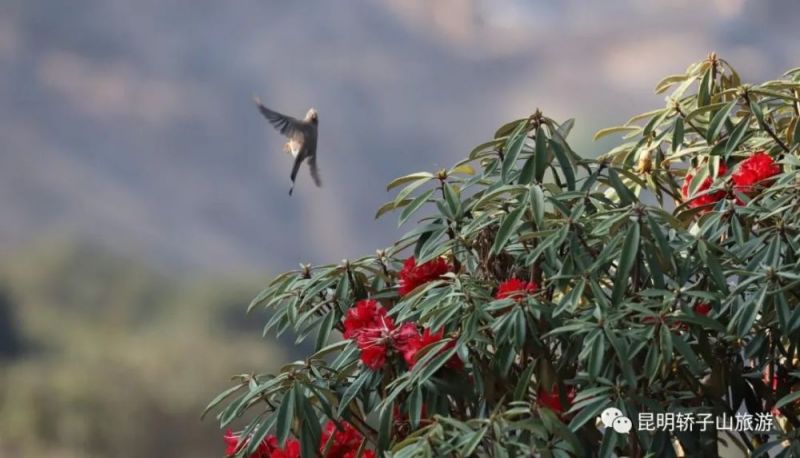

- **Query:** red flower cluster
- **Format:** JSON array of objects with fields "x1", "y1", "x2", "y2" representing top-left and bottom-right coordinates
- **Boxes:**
[
  {"x1": 732, "y1": 151, "x2": 780, "y2": 195},
  {"x1": 693, "y1": 303, "x2": 712, "y2": 316},
  {"x1": 400, "y1": 328, "x2": 463, "y2": 370},
  {"x1": 343, "y1": 299, "x2": 462, "y2": 371},
  {"x1": 269, "y1": 441, "x2": 301, "y2": 458},
  {"x1": 225, "y1": 420, "x2": 375, "y2": 458},
  {"x1": 681, "y1": 164, "x2": 728, "y2": 211},
  {"x1": 495, "y1": 278, "x2": 538, "y2": 301},
  {"x1": 536, "y1": 385, "x2": 576, "y2": 415},
  {"x1": 320, "y1": 420, "x2": 376, "y2": 458},
  {"x1": 224, "y1": 430, "x2": 299, "y2": 458},
  {"x1": 398, "y1": 256, "x2": 450, "y2": 296},
  {"x1": 343, "y1": 299, "x2": 398, "y2": 369}
]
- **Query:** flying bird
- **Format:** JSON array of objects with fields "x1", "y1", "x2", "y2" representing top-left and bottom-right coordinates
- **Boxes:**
[{"x1": 254, "y1": 97, "x2": 320, "y2": 195}]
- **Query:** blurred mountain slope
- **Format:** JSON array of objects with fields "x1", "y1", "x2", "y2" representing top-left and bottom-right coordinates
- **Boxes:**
[{"x1": 0, "y1": 238, "x2": 285, "y2": 457}]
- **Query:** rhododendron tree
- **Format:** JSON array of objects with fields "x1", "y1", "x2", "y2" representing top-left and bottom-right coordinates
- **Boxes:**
[{"x1": 208, "y1": 56, "x2": 800, "y2": 457}]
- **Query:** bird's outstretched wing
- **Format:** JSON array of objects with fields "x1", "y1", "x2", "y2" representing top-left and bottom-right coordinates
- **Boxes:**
[
  {"x1": 254, "y1": 97, "x2": 303, "y2": 137},
  {"x1": 308, "y1": 154, "x2": 322, "y2": 187}
]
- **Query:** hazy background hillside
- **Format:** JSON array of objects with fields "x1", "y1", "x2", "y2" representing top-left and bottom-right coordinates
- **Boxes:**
[{"x1": 1, "y1": 0, "x2": 798, "y2": 456}]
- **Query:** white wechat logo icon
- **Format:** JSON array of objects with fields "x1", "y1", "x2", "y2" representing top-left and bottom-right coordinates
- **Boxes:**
[{"x1": 599, "y1": 407, "x2": 632, "y2": 434}]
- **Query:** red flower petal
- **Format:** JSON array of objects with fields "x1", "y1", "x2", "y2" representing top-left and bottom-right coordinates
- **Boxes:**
[
  {"x1": 319, "y1": 420, "x2": 368, "y2": 458},
  {"x1": 343, "y1": 299, "x2": 392, "y2": 339},
  {"x1": 693, "y1": 303, "x2": 712, "y2": 316},
  {"x1": 536, "y1": 385, "x2": 576, "y2": 415},
  {"x1": 398, "y1": 256, "x2": 450, "y2": 296},
  {"x1": 495, "y1": 278, "x2": 538, "y2": 301},
  {"x1": 355, "y1": 328, "x2": 390, "y2": 370},
  {"x1": 681, "y1": 163, "x2": 728, "y2": 212},
  {"x1": 399, "y1": 327, "x2": 463, "y2": 370},
  {"x1": 732, "y1": 151, "x2": 780, "y2": 195},
  {"x1": 224, "y1": 430, "x2": 241, "y2": 456},
  {"x1": 269, "y1": 439, "x2": 300, "y2": 458}
]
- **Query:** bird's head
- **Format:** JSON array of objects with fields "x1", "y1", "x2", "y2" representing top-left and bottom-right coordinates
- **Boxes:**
[{"x1": 306, "y1": 108, "x2": 318, "y2": 124}]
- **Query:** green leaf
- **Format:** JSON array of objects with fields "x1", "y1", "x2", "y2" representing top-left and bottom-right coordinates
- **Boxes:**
[
  {"x1": 698, "y1": 67, "x2": 712, "y2": 107},
  {"x1": 793, "y1": 116, "x2": 800, "y2": 145},
  {"x1": 201, "y1": 384, "x2": 244, "y2": 420},
  {"x1": 529, "y1": 185, "x2": 545, "y2": 228},
  {"x1": 659, "y1": 328, "x2": 673, "y2": 369},
  {"x1": 387, "y1": 172, "x2": 434, "y2": 191},
  {"x1": 244, "y1": 417, "x2": 276, "y2": 456},
  {"x1": 587, "y1": 335, "x2": 606, "y2": 379},
  {"x1": 611, "y1": 222, "x2": 640, "y2": 304},
  {"x1": 375, "y1": 199, "x2": 404, "y2": 219},
  {"x1": 775, "y1": 390, "x2": 800, "y2": 409},
  {"x1": 513, "y1": 363, "x2": 536, "y2": 401},
  {"x1": 749, "y1": 96, "x2": 765, "y2": 127},
  {"x1": 534, "y1": 126, "x2": 549, "y2": 183},
  {"x1": 706, "y1": 100, "x2": 736, "y2": 142},
  {"x1": 338, "y1": 371, "x2": 370, "y2": 416},
  {"x1": 593, "y1": 126, "x2": 641, "y2": 141},
  {"x1": 461, "y1": 427, "x2": 487, "y2": 457},
  {"x1": 567, "y1": 397, "x2": 608, "y2": 431},
  {"x1": 557, "y1": 118, "x2": 575, "y2": 138},
  {"x1": 671, "y1": 334, "x2": 703, "y2": 376},
  {"x1": 443, "y1": 183, "x2": 461, "y2": 219},
  {"x1": 550, "y1": 140, "x2": 575, "y2": 190},
  {"x1": 275, "y1": 385, "x2": 296, "y2": 446},
  {"x1": 314, "y1": 310, "x2": 335, "y2": 352},
  {"x1": 502, "y1": 121, "x2": 528, "y2": 182},
  {"x1": 491, "y1": 205, "x2": 525, "y2": 255},
  {"x1": 450, "y1": 163, "x2": 476, "y2": 176},
  {"x1": 724, "y1": 115, "x2": 750, "y2": 158},
  {"x1": 736, "y1": 287, "x2": 766, "y2": 337},
  {"x1": 518, "y1": 155, "x2": 535, "y2": 185},
  {"x1": 607, "y1": 168, "x2": 636, "y2": 205},
  {"x1": 469, "y1": 138, "x2": 504, "y2": 160},
  {"x1": 378, "y1": 402, "x2": 394, "y2": 453},
  {"x1": 399, "y1": 188, "x2": 435, "y2": 226},
  {"x1": 672, "y1": 117, "x2": 684, "y2": 153},
  {"x1": 655, "y1": 74, "x2": 689, "y2": 94}
]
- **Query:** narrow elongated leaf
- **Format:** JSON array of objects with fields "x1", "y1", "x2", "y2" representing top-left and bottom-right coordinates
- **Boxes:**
[
  {"x1": 724, "y1": 115, "x2": 750, "y2": 158},
  {"x1": 655, "y1": 74, "x2": 689, "y2": 94},
  {"x1": 550, "y1": 140, "x2": 575, "y2": 190},
  {"x1": 530, "y1": 185, "x2": 544, "y2": 227},
  {"x1": 793, "y1": 116, "x2": 800, "y2": 144},
  {"x1": 202, "y1": 384, "x2": 244, "y2": 420},
  {"x1": 387, "y1": 172, "x2": 434, "y2": 191},
  {"x1": 443, "y1": 183, "x2": 461, "y2": 220},
  {"x1": 244, "y1": 417, "x2": 276, "y2": 456},
  {"x1": 611, "y1": 222, "x2": 640, "y2": 304},
  {"x1": 491, "y1": 206, "x2": 525, "y2": 255},
  {"x1": 275, "y1": 386, "x2": 296, "y2": 446},
  {"x1": 314, "y1": 310, "x2": 335, "y2": 351},
  {"x1": 607, "y1": 168, "x2": 636, "y2": 205},
  {"x1": 399, "y1": 188, "x2": 435, "y2": 226},
  {"x1": 706, "y1": 100, "x2": 736, "y2": 142},
  {"x1": 698, "y1": 67, "x2": 712, "y2": 107},
  {"x1": 567, "y1": 397, "x2": 608, "y2": 431},
  {"x1": 672, "y1": 117, "x2": 684, "y2": 152},
  {"x1": 593, "y1": 126, "x2": 640, "y2": 141},
  {"x1": 534, "y1": 126, "x2": 549, "y2": 183},
  {"x1": 502, "y1": 122, "x2": 527, "y2": 182},
  {"x1": 775, "y1": 390, "x2": 800, "y2": 409},
  {"x1": 749, "y1": 97, "x2": 765, "y2": 127},
  {"x1": 338, "y1": 371, "x2": 371, "y2": 416},
  {"x1": 450, "y1": 163, "x2": 476, "y2": 176},
  {"x1": 736, "y1": 287, "x2": 767, "y2": 337}
]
